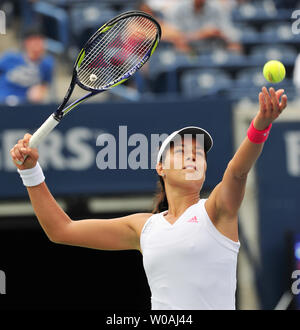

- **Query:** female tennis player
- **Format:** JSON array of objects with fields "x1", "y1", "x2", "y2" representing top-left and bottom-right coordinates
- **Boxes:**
[{"x1": 11, "y1": 86, "x2": 287, "y2": 310}]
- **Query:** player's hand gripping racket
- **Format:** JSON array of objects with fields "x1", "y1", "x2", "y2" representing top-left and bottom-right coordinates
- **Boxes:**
[{"x1": 18, "y1": 10, "x2": 161, "y2": 165}]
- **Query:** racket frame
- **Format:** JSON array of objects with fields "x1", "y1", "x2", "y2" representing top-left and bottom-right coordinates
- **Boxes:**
[
  {"x1": 54, "y1": 10, "x2": 161, "y2": 120},
  {"x1": 25, "y1": 10, "x2": 161, "y2": 154}
]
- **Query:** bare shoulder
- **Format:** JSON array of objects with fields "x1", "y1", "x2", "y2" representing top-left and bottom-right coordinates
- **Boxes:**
[{"x1": 127, "y1": 212, "x2": 153, "y2": 237}]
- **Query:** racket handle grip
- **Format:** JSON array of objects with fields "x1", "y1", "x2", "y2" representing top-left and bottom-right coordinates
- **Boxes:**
[
  {"x1": 29, "y1": 114, "x2": 60, "y2": 149},
  {"x1": 17, "y1": 114, "x2": 60, "y2": 165}
]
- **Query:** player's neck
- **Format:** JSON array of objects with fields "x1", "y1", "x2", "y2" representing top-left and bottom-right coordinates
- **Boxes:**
[{"x1": 164, "y1": 188, "x2": 200, "y2": 219}]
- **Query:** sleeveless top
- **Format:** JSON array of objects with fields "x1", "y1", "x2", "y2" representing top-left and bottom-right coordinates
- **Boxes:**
[{"x1": 140, "y1": 198, "x2": 240, "y2": 310}]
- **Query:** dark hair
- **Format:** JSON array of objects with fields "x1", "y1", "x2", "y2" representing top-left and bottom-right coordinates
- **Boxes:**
[
  {"x1": 23, "y1": 26, "x2": 45, "y2": 40},
  {"x1": 152, "y1": 175, "x2": 168, "y2": 214}
]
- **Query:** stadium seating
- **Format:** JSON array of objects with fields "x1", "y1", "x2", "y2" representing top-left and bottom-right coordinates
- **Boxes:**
[
  {"x1": 261, "y1": 22, "x2": 300, "y2": 45},
  {"x1": 231, "y1": 1, "x2": 290, "y2": 25},
  {"x1": 197, "y1": 50, "x2": 248, "y2": 71},
  {"x1": 236, "y1": 24, "x2": 261, "y2": 45},
  {"x1": 249, "y1": 45, "x2": 298, "y2": 66},
  {"x1": 33, "y1": 1, "x2": 69, "y2": 54},
  {"x1": 70, "y1": 4, "x2": 117, "y2": 49},
  {"x1": 180, "y1": 69, "x2": 233, "y2": 98},
  {"x1": 27, "y1": 0, "x2": 300, "y2": 101},
  {"x1": 231, "y1": 68, "x2": 297, "y2": 101}
]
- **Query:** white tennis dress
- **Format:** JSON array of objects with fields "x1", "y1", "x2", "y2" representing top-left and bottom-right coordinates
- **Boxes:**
[{"x1": 140, "y1": 198, "x2": 240, "y2": 310}]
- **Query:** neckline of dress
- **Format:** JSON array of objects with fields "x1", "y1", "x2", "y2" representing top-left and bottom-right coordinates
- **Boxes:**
[{"x1": 160, "y1": 199, "x2": 201, "y2": 226}]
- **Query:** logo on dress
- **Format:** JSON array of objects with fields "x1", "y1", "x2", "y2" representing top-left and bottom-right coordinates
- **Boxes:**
[{"x1": 187, "y1": 216, "x2": 199, "y2": 223}]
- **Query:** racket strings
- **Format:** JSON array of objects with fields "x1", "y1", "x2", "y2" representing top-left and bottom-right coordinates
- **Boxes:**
[
  {"x1": 77, "y1": 19, "x2": 129, "y2": 87},
  {"x1": 94, "y1": 18, "x2": 154, "y2": 84},
  {"x1": 87, "y1": 19, "x2": 129, "y2": 70},
  {"x1": 80, "y1": 17, "x2": 156, "y2": 87},
  {"x1": 91, "y1": 16, "x2": 154, "y2": 72},
  {"x1": 77, "y1": 15, "x2": 158, "y2": 89},
  {"x1": 86, "y1": 18, "x2": 132, "y2": 80}
]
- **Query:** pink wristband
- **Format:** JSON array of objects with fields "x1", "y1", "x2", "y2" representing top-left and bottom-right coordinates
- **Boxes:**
[{"x1": 247, "y1": 120, "x2": 272, "y2": 144}]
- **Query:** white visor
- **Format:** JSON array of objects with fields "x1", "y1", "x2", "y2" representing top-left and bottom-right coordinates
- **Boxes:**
[{"x1": 156, "y1": 126, "x2": 213, "y2": 164}]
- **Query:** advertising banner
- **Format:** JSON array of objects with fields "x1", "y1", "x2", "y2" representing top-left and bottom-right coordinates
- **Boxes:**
[{"x1": 0, "y1": 98, "x2": 233, "y2": 198}]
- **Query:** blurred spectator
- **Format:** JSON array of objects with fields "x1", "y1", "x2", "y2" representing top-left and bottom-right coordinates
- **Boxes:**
[
  {"x1": 218, "y1": 0, "x2": 250, "y2": 12},
  {"x1": 141, "y1": 0, "x2": 182, "y2": 15},
  {"x1": 0, "y1": 27, "x2": 54, "y2": 105},
  {"x1": 163, "y1": 0, "x2": 242, "y2": 54},
  {"x1": 139, "y1": 0, "x2": 194, "y2": 53}
]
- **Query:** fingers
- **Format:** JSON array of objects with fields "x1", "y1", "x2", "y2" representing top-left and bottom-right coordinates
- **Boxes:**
[
  {"x1": 279, "y1": 94, "x2": 288, "y2": 111},
  {"x1": 14, "y1": 145, "x2": 25, "y2": 163},
  {"x1": 11, "y1": 145, "x2": 38, "y2": 166},
  {"x1": 269, "y1": 87, "x2": 279, "y2": 112},
  {"x1": 10, "y1": 148, "x2": 22, "y2": 164},
  {"x1": 259, "y1": 92, "x2": 266, "y2": 113},
  {"x1": 10, "y1": 133, "x2": 36, "y2": 167},
  {"x1": 261, "y1": 86, "x2": 287, "y2": 117},
  {"x1": 262, "y1": 87, "x2": 272, "y2": 116},
  {"x1": 23, "y1": 133, "x2": 32, "y2": 147},
  {"x1": 275, "y1": 89, "x2": 285, "y2": 101},
  {"x1": 274, "y1": 87, "x2": 287, "y2": 113},
  {"x1": 11, "y1": 140, "x2": 26, "y2": 164},
  {"x1": 16, "y1": 134, "x2": 32, "y2": 149},
  {"x1": 10, "y1": 144, "x2": 28, "y2": 164}
]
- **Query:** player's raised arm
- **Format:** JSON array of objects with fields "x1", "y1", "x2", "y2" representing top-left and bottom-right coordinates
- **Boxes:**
[
  {"x1": 10, "y1": 134, "x2": 150, "y2": 251},
  {"x1": 206, "y1": 87, "x2": 287, "y2": 225}
]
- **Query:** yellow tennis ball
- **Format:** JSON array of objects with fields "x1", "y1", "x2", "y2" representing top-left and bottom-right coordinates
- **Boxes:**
[{"x1": 263, "y1": 60, "x2": 286, "y2": 83}]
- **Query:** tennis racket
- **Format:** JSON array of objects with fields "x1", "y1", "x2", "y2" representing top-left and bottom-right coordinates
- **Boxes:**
[{"x1": 18, "y1": 10, "x2": 161, "y2": 164}]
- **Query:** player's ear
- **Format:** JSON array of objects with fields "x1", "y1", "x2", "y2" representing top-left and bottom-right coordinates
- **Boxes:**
[{"x1": 156, "y1": 162, "x2": 164, "y2": 177}]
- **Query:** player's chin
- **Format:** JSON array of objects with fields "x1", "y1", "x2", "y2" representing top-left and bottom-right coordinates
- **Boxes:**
[{"x1": 181, "y1": 168, "x2": 205, "y2": 182}]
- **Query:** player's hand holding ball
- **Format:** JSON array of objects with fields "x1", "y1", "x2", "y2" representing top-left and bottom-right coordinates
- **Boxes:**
[
  {"x1": 253, "y1": 86, "x2": 287, "y2": 130},
  {"x1": 10, "y1": 134, "x2": 39, "y2": 170},
  {"x1": 252, "y1": 61, "x2": 287, "y2": 130}
]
